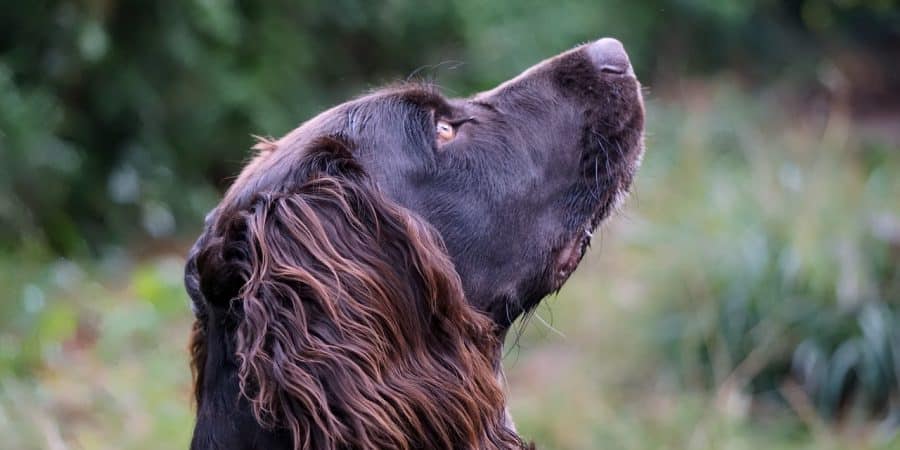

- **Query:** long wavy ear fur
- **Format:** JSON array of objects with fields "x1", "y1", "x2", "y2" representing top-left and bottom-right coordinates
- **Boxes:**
[{"x1": 190, "y1": 137, "x2": 526, "y2": 449}]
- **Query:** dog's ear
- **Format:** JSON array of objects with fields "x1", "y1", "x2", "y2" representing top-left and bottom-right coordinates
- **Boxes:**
[
  {"x1": 186, "y1": 136, "x2": 363, "y2": 312},
  {"x1": 184, "y1": 136, "x2": 360, "y2": 410},
  {"x1": 186, "y1": 135, "x2": 524, "y2": 449},
  {"x1": 184, "y1": 206, "x2": 218, "y2": 408}
]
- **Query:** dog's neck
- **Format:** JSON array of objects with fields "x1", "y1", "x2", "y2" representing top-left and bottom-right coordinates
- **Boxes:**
[{"x1": 489, "y1": 327, "x2": 519, "y2": 432}]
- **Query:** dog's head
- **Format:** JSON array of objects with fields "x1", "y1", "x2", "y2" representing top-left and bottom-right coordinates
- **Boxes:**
[
  {"x1": 189, "y1": 37, "x2": 644, "y2": 329},
  {"x1": 185, "y1": 38, "x2": 643, "y2": 449}
]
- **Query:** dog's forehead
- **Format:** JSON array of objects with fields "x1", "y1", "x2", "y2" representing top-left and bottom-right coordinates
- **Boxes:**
[
  {"x1": 218, "y1": 87, "x2": 439, "y2": 210},
  {"x1": 347, "y1": 84, "x2": 451, "y2": 118}
]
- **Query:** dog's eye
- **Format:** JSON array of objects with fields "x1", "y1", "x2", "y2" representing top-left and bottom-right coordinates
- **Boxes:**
[{"x1": 436, "y1": 120, "x2": 455, "y2": 143}]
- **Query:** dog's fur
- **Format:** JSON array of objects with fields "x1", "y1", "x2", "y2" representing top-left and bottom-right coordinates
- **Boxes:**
[{"x1": 185, "y1": 40, "x2": 644, "y2": 449}]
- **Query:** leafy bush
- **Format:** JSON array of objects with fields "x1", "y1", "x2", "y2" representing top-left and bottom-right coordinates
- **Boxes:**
[{"x1": 642, "y1": 88, "x2": 900, "y2": 427}]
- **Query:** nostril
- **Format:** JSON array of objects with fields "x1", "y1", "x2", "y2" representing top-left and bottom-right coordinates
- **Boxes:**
[
  {"x1": 586, "y1": 37, "x2": 632, "y2": 76},
  {"x1": 599, "y1": 65, "x2": 626, "y2": 75}
]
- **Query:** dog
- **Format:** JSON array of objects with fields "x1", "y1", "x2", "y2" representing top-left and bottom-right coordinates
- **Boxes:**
[{"x1": 184, "y1": 37, "x2": 644, "y2": 449}]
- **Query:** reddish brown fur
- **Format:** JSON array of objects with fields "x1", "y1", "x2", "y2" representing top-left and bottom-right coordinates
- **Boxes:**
[
  {"x1": 189, "y1": 139, "x2": 528, "y2": 449},
  {"x1": 188, "y1": 38, "x2": 645, "y2": 449}
]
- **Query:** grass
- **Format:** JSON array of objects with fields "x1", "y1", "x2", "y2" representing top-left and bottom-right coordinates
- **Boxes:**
[
  {"x1": 0, "y1": 256, "x2": 194, "y2": 449},
  {"x1": 1, "y1": 86, "x2": 898, "y2": 449}
]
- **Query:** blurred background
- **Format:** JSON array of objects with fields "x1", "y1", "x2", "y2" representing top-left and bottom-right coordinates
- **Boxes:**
[{"x1": 1, "y1": 1, "x2": 899, "y2": 449}]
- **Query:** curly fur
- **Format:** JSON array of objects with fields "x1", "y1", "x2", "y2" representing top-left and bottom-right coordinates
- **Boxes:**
[
  {"x1": 188, "y1": 138, "x2": 527, "y2": 449},
  {"x1": 186, "y1": 38, "x2": 645, "y2": 449}
]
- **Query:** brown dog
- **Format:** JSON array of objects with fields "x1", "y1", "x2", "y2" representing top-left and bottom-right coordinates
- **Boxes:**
[{"x1": 185, "y1": 38, "x2": 644, "y2": 449}]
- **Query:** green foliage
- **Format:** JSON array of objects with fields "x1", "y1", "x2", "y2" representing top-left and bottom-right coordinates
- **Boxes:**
[
  {"x1": 0, "y1": 256, "x2": 193, "y2": 449},
  {"x1": 0, "y1": 0, "x2": 897, "y2": 254},
  {"x1": 641, "y1": 89, "x2": 900, "y2": 427},
  {"x1": 792, "y1": 304, "x2": 900, "y2": 422}
]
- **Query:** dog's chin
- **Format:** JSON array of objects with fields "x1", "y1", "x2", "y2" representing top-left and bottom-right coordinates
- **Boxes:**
[
  {"x1": 550, "y1": 138, "x2": 645, "y2": 291},
  {"x1": 550, "y1": 184, "x2": 632, "y2": 292}
]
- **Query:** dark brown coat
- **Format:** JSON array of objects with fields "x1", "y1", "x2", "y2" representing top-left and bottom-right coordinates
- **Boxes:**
[{"x1": 186, "y1": 38, "x2": 644, "y2": 449}]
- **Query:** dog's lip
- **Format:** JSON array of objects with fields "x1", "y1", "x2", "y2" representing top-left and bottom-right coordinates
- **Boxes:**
[
  {"x1": 552, "y1": 222, "x2": 595, "y2": 288},
  {"x1": 551, "y1": 183, "x2": 624, "y2": 288}
]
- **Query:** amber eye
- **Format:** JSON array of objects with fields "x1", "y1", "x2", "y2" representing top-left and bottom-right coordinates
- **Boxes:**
[{"x1": 436, "y1": 120, "x2": 455, "y2": 143}]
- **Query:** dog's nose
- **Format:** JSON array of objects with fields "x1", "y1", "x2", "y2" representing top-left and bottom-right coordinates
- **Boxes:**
[{"x1": 586, "y1": 38, "x2": 632, "y2": 75}]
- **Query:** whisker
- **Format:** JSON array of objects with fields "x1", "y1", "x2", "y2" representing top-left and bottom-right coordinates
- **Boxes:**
[
  {"x1": 406, "y1": 60, "x2": 465, "y2": 83},
  {"x1": 533, "y1": 312, "x2": 566, "y2": 339}
]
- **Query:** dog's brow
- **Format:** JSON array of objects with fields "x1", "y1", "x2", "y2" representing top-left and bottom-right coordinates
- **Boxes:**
[
  {"x1": 470, "y1": 100, "x2": 497, "y2": 112},
  {"x1": 393, "y1": 86, "x2": 447, "y2": 110}
]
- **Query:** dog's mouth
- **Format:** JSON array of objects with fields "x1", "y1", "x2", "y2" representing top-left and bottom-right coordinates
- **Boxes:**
[
  {"x1": 550, "y1": 202, "x2": 611, "y2": 290},
  {"x1": 549, "y1": 112, "x2": 645, "y2": 290},
  {"x1": 550, "y1": 146, "x2": 643, "y2": 291},
  {"x1": 553, "y1": 225, "x2": 593, "y2": 289}
]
